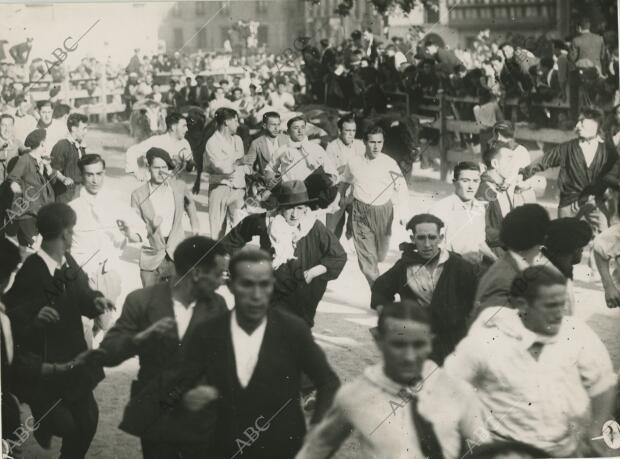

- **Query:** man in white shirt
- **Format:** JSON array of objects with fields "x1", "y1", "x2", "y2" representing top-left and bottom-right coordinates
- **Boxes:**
[
  {"x1": 269, "y1": 81, "x2": 295, "y2": 112},
  {"x1": 46, "y1": 104, "x2": 71, "y2": 148},
  {"x1": 268, "y1": 116, "x2": 337, "y2": 184},
  {"x1": 347, "y1": 126, "x2": 408, "y2": 286},
  {"x1": 125, "y1": 112, "x2": 192, "y2": 179},
  {"x1": 69, "y1": 154, "x2": 146, "y2": 347},
  {"x1": 297, "y1": 300, "x2": 488, "y2": 459},
  {"x1": 11, "y1": 94, "x2": 37, "y2": 150},
  {"x1": 445, "y1": 266, "x2": 617, "y2": 457},
  {"x1": 204, "y1": 108, "x2": 248, "y2": 239},
  {"x1": 429, "y1": 161, "x2": 494, "y2": 265},
  {"x1": 208, "y1": 86, "x2": 234, "y2": 118}
]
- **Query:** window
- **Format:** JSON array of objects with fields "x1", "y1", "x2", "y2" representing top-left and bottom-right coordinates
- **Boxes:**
[
  {"x1": 256, "y1": 1, "x2": 268, "y2": 14},
  {"x1": 173, "y1": 28, "x2": 184, "y2": 49},
  {"x1": 196, "y1": 1, "x2": 206, "y2": 15},
  {"x1": 425, "y1": 4, "x2": 439, "y2": 23},
  {"x1": 197, "y1": 28, "x2": 207, "y2": 49},
  {"x1": 258, "y1": 25, "x2": 268, "y2": 46}
]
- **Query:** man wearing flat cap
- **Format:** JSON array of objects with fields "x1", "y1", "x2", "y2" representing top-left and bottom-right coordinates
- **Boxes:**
[{"x1": 131, "y1": 147, "x2": 200, "y2": 286}]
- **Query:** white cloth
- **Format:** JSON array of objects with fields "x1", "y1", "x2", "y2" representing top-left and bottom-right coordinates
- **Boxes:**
[
  {"x1": 204, "y1": 130, "x2": 247, "y2": 188},
  {"x1": 269, "y1": 139, "x2": 337, "y2": 182},
  {"x1": 444, "y1": 306, "x2": 617, "y2": 456},
  {"x1": 12, "y1": 113, "x2": 37, "y2": 147},
  {"x1": 406, "y1": 249, "x2": 450, "y2": 306},
  {"x1": 269, "y1": 91, "x2": 295, "y2": 112},
  {"x1": 579, "y1": 136, "x2": 603, "y2": 168},
  {"x1": 429, "y1": 194, "x2": 487, "y2": 259},
  {"x1": 148, "y1": 181, "x2": 175, "y2": 238},
  {"x1": 594, "y1": 223, "x2": 620, "y2": 288},
  {"x1": 69, "y1": 186, "x2": 146, "y2": 279},
  {"x1": 46, "y1": 119, "x2": 70, "y2": 149},
  {"x1": 0, "y1": 309, "x2": 13, "y2": 365},
  {"x1": 36, "y1": 249, "x2": 66, "y2": 276},
  {"x1": 172, "y1": 299, "x2": 196, "y2": 340},
  {"x1": 267, "y1": 211, "x2": 316, "y2": 269},
  {"x1": 347, "y1": 153, "x2": 409, "y2": 215},
  {"x1": 125, "y1": 133, "x2": 193, "y2": 174},
  {"x1": 325, "y1": 138, "x2": 365, "y2": 183},
  {"x1": 230, "y1": 312, "x2": 267, "y2": 388}
]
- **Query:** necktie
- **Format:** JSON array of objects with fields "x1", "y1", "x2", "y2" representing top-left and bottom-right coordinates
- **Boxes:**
[
  {"x1": 527, "y1": 342, "x2": 544, "y2": 360},
  {"x1": 52, "y1": 265, "x2": 68, "y2": 296},
  {"x1": 410, "y1": 396, "x2": 445, "y2": 459}
]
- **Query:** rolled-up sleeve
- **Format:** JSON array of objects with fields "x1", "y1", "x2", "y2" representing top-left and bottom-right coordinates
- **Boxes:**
[{"x1": 577, "y1": 323, "x2": 617, "y2": 397}]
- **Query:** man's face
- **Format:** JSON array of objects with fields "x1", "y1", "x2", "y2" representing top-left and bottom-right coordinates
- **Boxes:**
[
  {"x1": 149, "y1": 157, "x2": 170, "y2": 184},
  {"x1": 575, "y1": 116, "x2": 599, "y2": 139},
  {"x1": 72, "y1": 121, "x2": 88, "y2": 143},
  {"x1": 215, "y1": 88, "x2": 224, "y2": 99},
  {"x1": 288, "y1": 120, "x2": 306, "y2": 142},
  {"x1": 62, "y1": 223, "x2": 75, "y2": 251},
  {"x1": 172, "y1": 119, "x2": 188, "y2": 140},
  {"x1": 221, "y1": 83, "x2": 229, "y2": 92},
  {"x1": 193, "y1": 254, "x2": 228, "y2": 300},
  {"x1": 81, "y1": 161, "x2": 105, "y2": 195},
  {"x1": 491, "y1": 59, "x2": 503, "y2": 73},
  {"x1": 365, "y1": 133, "x2": 384, "y2": 158},
  {"x1": 492, "y1": 148, "x2": 517, "y2": 180},
  {"x1": 519, "y1": 284, "x2": 567, "y2": 336},
  {"x1": 264, "y1": 117, "x2": 280, "y2": 137},
  {"x1": 377, "y1": 318, "x2": 432, "y2": 385},
  {"x1": 277, "y1": 83, "x2": 286, "y2": 94},
  {"x1": 0, "y1": 117, "x2": 13, "y2": 139},
  {"x1": 230, "y1": 260, "x2": 274, "y2": 325},
  {"x1": 185, "y1": 78, "x2": 191, "y2": 87},
  {"x1": 39, "y1": 105, "x2": 53, "y2": 124},
  {"x1": 502, "y1": 45, "x2": 514, "y2": 59},
  {"x1": 411, "y1": 222, "x2": 442, "y2": 260},
  {"x1": 339, "y1": 121, "x2": 356, "y2": 145},
  {"x1": 426, "y1": 44, "x2": 438, "y2": 55},
  {"x1": 363, "y1": 30, "x2": 373, "y2": 42},
  {"x1": 454, "y1": 169, "x2": 480, "y2": 201},
  {"x1": 281, "y1": 205, "x2": 308, "y2": 227},
  {"x1": 17, "y1": 101, "x2": 28, "y2": 114},
  {"x1": 232, "y1": 89, "x2": 242, "y2": 101}
]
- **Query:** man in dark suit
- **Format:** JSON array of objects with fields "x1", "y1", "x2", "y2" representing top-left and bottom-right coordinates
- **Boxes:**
[
  {"x1": 180, "y1": 247, "x2": 340, "y2": 459},
  {"x1": 4, "y1": 203, "x2": 114, "y2": 459},
  {"x1": 179, "y1": 77, "x2": 197, "y2": 107},
  {"x1": 570, "y1": 17, "x2": 606, "y2": 75},
  {"x1": 319, "y1": 38, "x2": 337, "y2": 74},
  {"x1": 50, "y1": 113, "x2": 88, "y2": 203},
  {"x1": 87, "y1": 236, "x2": 229, "y2": 459},
  {"x1": 131, "y1": 147, "x2": 200, "y2": 286},
  {"x1": 195, "y1": 75, "x2": 210, "y2": 109}
]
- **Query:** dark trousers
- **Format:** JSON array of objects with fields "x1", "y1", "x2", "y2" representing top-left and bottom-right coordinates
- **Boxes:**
[
  {"x1": 325, "y1": 183, "x2": 353, "y2": 239},
  {"x1": 30, "y1": 391, "x2": 98, "y2": 459},
  {"x1": 140, "y1": 438, "x2": 210, "y2": 459}
]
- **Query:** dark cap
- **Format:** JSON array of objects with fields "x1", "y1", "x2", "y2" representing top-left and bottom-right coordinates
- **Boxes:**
[
  {"x1": 146, "y1": 147, "x2": 175, "y2": 169},
  {"x1": 24, "y1": 128, "x2": 47, "y2": 149},
  {"x1": 545, "y1": 218, "x2": 592, "y2": 254}
]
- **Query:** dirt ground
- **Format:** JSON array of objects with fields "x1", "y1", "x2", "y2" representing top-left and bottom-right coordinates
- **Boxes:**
[{"x1": 15, "y1": 124, "x2": 620, "y2": 459}]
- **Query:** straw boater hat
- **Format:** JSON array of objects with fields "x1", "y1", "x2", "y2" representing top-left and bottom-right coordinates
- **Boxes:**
[{"x1": 273, "y1": 181, "x2": 317, "y2": 209}]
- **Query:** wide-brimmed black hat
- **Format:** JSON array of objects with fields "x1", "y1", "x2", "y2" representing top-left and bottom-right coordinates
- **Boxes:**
[{"x1": 273, "y1": 180, "x2": 317, "y2": 209}]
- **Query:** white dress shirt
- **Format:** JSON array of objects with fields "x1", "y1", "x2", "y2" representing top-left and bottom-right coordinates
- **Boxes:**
[
  {"x1": 37, "y1": 248, "x2": 66, "y2": 276},
  {"x1": 125, "y1": 133, "x2": 193, "y2": 174},
  {"x1": 172, "y1": 299, "x2": 196, "y2": 340},
  {"x1": 12, "y1": 112, "x2": 37, "y2": 147},
  {"x1": 148, "y1": 181, "x2": 175, "y2": 238},
  {"x1": 347, "y1": 153, "x2": 409, "y2": 213},
  {"x1": 47, "y1": 120, "x2": 70, "y2": 149},
  {"x1": 0, "y1": 307, "x2": 13, "y2": 364},
  {"x1": 269, "y1": 139, "x2": 337, "y2": 182},
  {"x1": 579, "y1": 136, "x2": 603, "y2": 168},
  {"x1": 269, "y1": 91, "x2": 295, "y2": 112},
  {"x1": 406, "y1": 248, "x2": 450, "y2": 306},
  {"x1": 325, "y1": 138, "x2": 365, "y2": 183},
  {"x1": 445, "y1": 307, "x2": 617, "y2": 456},
  {"x1": 230, "y1": 312, "x2": 267, "y2": 388},
  {"x1": 204, "y1": 130, "x2": 247, "y2": 188}
]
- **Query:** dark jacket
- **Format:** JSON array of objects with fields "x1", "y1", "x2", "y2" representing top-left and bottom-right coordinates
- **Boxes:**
[
  {"x1": 50, "y1": 138, "x2": 85, "y2": 203},
  {"x1": 6, "y1": 153, "x2": 55, "y2": 219},
  {"x1": 4, "y1": 252, "x2": 105, "y2": 403},
  {"x1": 371, "y1": 244, "x2": 477, "y2": 364},
  {"x1": 94, "y1": 282, "x2": 227, "y2": 441},
  {"x1": 180, "y1": 308, "x2": 340, "y2": 459}
]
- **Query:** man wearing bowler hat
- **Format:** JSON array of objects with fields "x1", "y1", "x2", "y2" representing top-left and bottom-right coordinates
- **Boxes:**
[{"x1": 131, "y1": 147, "x2": 200, "y2": 287}]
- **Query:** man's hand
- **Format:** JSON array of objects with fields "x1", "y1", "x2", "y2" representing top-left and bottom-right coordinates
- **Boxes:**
[
  {"x1": 35, "y1": 306, "x2": 60, "y2": 327},
  {"x1": 94, "y1": 297, "x2": 115, "y2": 315},
  {"x1": 604, "y1": 285, "x2": 620, "y2": 309},
  {"x1": 9, "y1": 181, "x2": 22, "y2": 194},
  {"x1": 62, "y1": 176, "x2": 74, "y2": 187},
  {"x1": 183, "y1": 385, "x2": 219, "y2": 412},
  {"x1": 304, "y1": 265, "x2": 327, "y2": 284},
  {"x1": 133, "y1": 317, "x2": 177, "y2": 347}
]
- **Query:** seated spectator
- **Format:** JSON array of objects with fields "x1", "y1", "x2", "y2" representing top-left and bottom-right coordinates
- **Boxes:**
[
  {"x1": 371, "y1": 213, "x2": 478, "y2": 364},
  {"x1": 296, "y1": 300, "x2": 489, "y2": 459},
  {"x1": 472, "y1": 204, "x2": 550, "y2": 318},
  {"x1": 473, "y1": 88, "x2": 504, "y2": 150},
  {"x1": 269, "y1": 81, "x2": 295, "y2": 112},
  {"x1": 476, "y1": 142, "x2": 537, "y2": 254},
  {"x1": 446, "y1": 266, "x2": 616, "y2": 457}
]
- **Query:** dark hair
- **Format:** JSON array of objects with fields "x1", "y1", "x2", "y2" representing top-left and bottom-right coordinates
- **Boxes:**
[
  {"x1": 406, "y1": 213, "x2": 444, "y2": 233},
  {"x1": 52, "y1": 104, "x2": 71, "y2": 120},
  {"x1": 337, "y1": 115, "x2": 356, "y2": 130},
  {"x1": 493, "y1": 121, "x2": 515, "y2": 139},
  {"x1": 579, "y1": 18, "x2": 591, "y2": 29},
  {"x1": 499, "y1": 42, "x2": 512, "y2": 50},
  {"x1": 232, "y1": 87, "x2": 242, "y2": 93},
  {"x1": 540, "y1": 56, "x2": 554, "y2": 70},
  {"x1": 37, "y1": 100, "x2": 52, "y2": 110},
  {"x1": 377, "y1": 300, "x2": 431, "y2": 334},
  {"x1": 483, "y1": 140, "x2": 511, "y2": 168},
  {"x1": 215, "y1": 108, "x2": 238, "y2": 127},
  {"x1": 0, "y1": 238, "x2": 20, "y2": 284},
  {"x1": 453, "y1": 161, "x2": 480, "y2": 180},
  {"x1": 467, "y1": 440, "x2": 550, "y2": 459},
  {"x1": 78, "y1": 153, "x2": 106, "y2": 173},
  {"x1": 580, "y1": 107, "x2": 604, "y2": 128},
  {"x1": 229, "y1": 246, "x2": 272, "y2": 279},
  {"x1": 364, "y1": 125, "x2": 385, "y2": 141},
  {"x1": 0, "y1": 113, "x2": 14, "y2": 123},
  {"x1": 552, "y1": 39, "x2": 567, "y2": 51},
  {"x1": 37, "y1": 203, "x2": 77, "y2": 241},
  {"x1": 173, "y1": 236, "x2": 228, "y2": 277},
  {"x1": 15, "y1": 94, "x2": 27, "y2": 105},
  {"x1": 262, "y1": 111, "x2": 280, "y2": 124},
  {"x1": 165, "y1": 112, "x2": 185, "y2": 131},
  {"x1": 67, "y1": 113, "x2": 88, "y2": 131},
  {"x1": 286, "y1": 115, "x2": 306, "y2": 130},
  {"x1": 500, "y1": 204, "x2": 550, "y2": 251},
  {"x1": 219, "y1": 79, "x2": 229, "y2": 85},
  {"x1": 509, "y1": 265, "x2": 567, "y2": 303}
]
